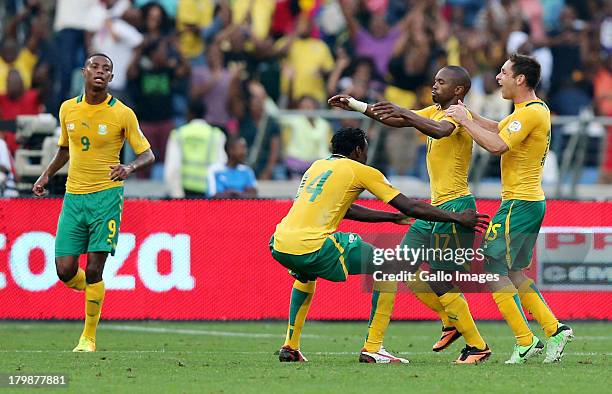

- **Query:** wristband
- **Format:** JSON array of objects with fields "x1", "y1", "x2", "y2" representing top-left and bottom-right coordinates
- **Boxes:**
[{"x1": 347, "y1": 97, "x2": 368, "y2": 113}]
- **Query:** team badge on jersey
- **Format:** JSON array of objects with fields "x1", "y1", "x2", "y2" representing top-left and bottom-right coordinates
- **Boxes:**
[
  {"x1": 508, "y1": 120, "x2": 522, "y2": 133},
  {"x1": 67, "y1": 123, "x2": 75, "y2": 131},
  {"x1": 98, "y1": 124, "x2": 108, "y2": 135}
]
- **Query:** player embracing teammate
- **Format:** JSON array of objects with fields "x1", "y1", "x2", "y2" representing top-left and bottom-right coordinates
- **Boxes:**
[
  {"x1": 271, "y1": 54, "x2": 573, "y2": 365},
  {"x1": 446, "y1": 53, "x2": 573, "y2": 364}
]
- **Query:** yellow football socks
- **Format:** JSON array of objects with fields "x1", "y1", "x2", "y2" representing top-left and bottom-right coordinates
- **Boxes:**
[
  {"x1": 518, "y1": 279, "x2": 559, "y2": 337},
  {"x1": 363, "y1": 281, "x2": 397, "y2": 352},
  {"x1": 65, "y1": 268, "x2": 86, "y2": 291},
  {"x1": 439, "y1": 291, "x2": 486, "y2": 349},
  {"x1": 82, "y1": 281, "x2": 105, "y2": 341},
  {"x1": 284, "y1": 280, "x2": 316, "y2": 349},
  {"x1": 493, "y1": 284, "x2": 533, "y2": 346},
  {"x1": 406, "y1": 271, "x2": 452, "y2": 328}
]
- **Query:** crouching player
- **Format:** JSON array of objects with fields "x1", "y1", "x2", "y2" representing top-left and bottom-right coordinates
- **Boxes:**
[{"x1": 269, "y1": 127, "x2": 488, "y2": 363}]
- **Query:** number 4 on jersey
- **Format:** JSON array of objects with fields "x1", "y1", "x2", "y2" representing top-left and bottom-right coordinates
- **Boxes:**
[{"x1": 305, "y1": 170, "x2": 333, "y2": 202}]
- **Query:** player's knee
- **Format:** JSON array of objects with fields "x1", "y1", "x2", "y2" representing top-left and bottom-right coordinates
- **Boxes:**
[
  {"x1": 85, "y1": 266, "x2": 104, "y2": 284},
  {"x1": 56, "y1": 261, "x2": 78, "y2": 283}
]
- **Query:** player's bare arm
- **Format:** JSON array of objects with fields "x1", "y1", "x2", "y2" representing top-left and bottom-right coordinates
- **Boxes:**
[
  {"x1": 328, "y1": 94, "x2": 407, "y2": 129},
  {"x1": 446, "y1": 104, "x2": 509, "y2": 156},
  {"x1": 32, "y1": 147, "x2": 70, "y2": 196},
  {"x1": 371, "y1": 101, "x2": 455, "y2": 139},
  {"x1": 338, "y1": 0, "x2": 359, "y2": 38},
  {"x1": 328, "y1": 95, "x2": 454, "y2": 139},
  {"x1": 344, "y1": 204, "x2": 411, "y2": 224},
  {"x1": 468, "y1": 110, "x2": 500, "y2": 133},
  {"x1": 109, "y1": 148, "x2": 155, "y2": 181},
  {"x1": 388, "y1": 194, "x2": 489, "y2": 232},
  {"x1": 452, "y1": 99, "x2": 499, "y2": 133}
]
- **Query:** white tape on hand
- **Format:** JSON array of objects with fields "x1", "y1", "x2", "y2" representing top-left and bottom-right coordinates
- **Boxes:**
[{"x1": 347, "y1": 97, "x2": 368, "y2": 113}]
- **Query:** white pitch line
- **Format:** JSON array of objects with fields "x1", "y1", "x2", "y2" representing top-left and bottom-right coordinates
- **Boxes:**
[
  {"x1": 4, "y1": 324, "x2": 611, "y2": 342},
  {"x1": 103, "y1": 325, "x2": 321, "y2": 339},
  {"x1": 105, "y1": 324, "x2": 433, "y2": 339},
  {"x1": 103, "y1": 325, "x2": 612, "y2": 341},
  {"x1": 103, "y1": 325, "x2": 449, "y2": 340}
]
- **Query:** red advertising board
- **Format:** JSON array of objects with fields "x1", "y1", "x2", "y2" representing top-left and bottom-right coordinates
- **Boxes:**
[{"x1": 0, "y1": 199, "x2": 610, "y2": 320}]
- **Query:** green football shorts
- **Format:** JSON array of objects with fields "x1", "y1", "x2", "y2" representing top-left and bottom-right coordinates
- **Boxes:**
[
  {"x1": 55, "y1": 186, "x2": 124, "y2": 257},
  {"x1": 482, "y1": 199, "x2": 546, "y2": 276},
  {"x1": 269, "y1": 232, "x2": 375, "y2": 282},
  {"x1": 400, "y1": 195, "x2": 476, "y2": 272}
]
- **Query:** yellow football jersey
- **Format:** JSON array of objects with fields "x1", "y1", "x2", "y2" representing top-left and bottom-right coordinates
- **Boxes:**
[
  {"x1": 58, "y1": 94, "x2": 151, "y2": 194},
  {"x1": 176, "y1": 0, "x2": 214, "y2": 59},
  {"x1": 413, "y1": 105, "x2": 473, "y2": 205},
  {"x1": 498, "y1": 100, "x2": 550, "y2": 201},
  {"x1": 275, "y1": 37, "x2": 335, "y2": 102},
  {"x1": 273, "y1": 156, "x2": 400, "y2": 255}
]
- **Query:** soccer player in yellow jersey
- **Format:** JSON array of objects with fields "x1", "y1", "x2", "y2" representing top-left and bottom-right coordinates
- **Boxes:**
[
  {"x1": 32, "y1": 54, "x2": 155, "y2": 352},
  {"x1": 446, "y1": 53, "x2": 574, "y2": 363},
  {"x1": 271, "y1": 127, "x2": 489, "y2": 363},
  {"x1": 329, "y1": 66, "x2": 491, "y2": 364}
]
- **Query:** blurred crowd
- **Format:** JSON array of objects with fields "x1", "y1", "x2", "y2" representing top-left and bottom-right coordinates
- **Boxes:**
[{"x1": 0, "y1": 0, "x2": 611, "y2": 198}]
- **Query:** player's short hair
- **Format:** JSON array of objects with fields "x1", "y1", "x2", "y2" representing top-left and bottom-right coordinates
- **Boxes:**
[
  {"x1": 86, "y1": 53, "x2": 114, "y2": 71},
  {"x1": 443, "y1": 65, "x2": 471, "y2": 95},
  {"x1": 188, "y1": 99, "x2": 207, "y2": 119},
  {"x1": 331, "y1": 127, "x2": 367, "y2": 156},
  {"x1": 508, "y1": 53, "x2": 541, "y2": 89}
]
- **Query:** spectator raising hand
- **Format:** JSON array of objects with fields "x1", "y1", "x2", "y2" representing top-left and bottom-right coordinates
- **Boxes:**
[{"x1": 274, "y1": 14, "x2": 335, "y2": 104}]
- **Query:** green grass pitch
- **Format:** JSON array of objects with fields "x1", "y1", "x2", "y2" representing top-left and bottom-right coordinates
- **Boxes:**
[{"x1": 0, "y1": 321, "x2": 609, "y2": 393}]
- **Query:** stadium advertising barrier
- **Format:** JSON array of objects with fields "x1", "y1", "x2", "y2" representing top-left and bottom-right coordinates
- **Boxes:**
[{"x1": 0, "y1": 199, "x2": 610, "y2": 320}]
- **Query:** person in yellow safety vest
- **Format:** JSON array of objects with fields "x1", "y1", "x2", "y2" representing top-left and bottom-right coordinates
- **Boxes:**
[{"x1": 164, "y1": 100, "x2": 227, "y2": 198}]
